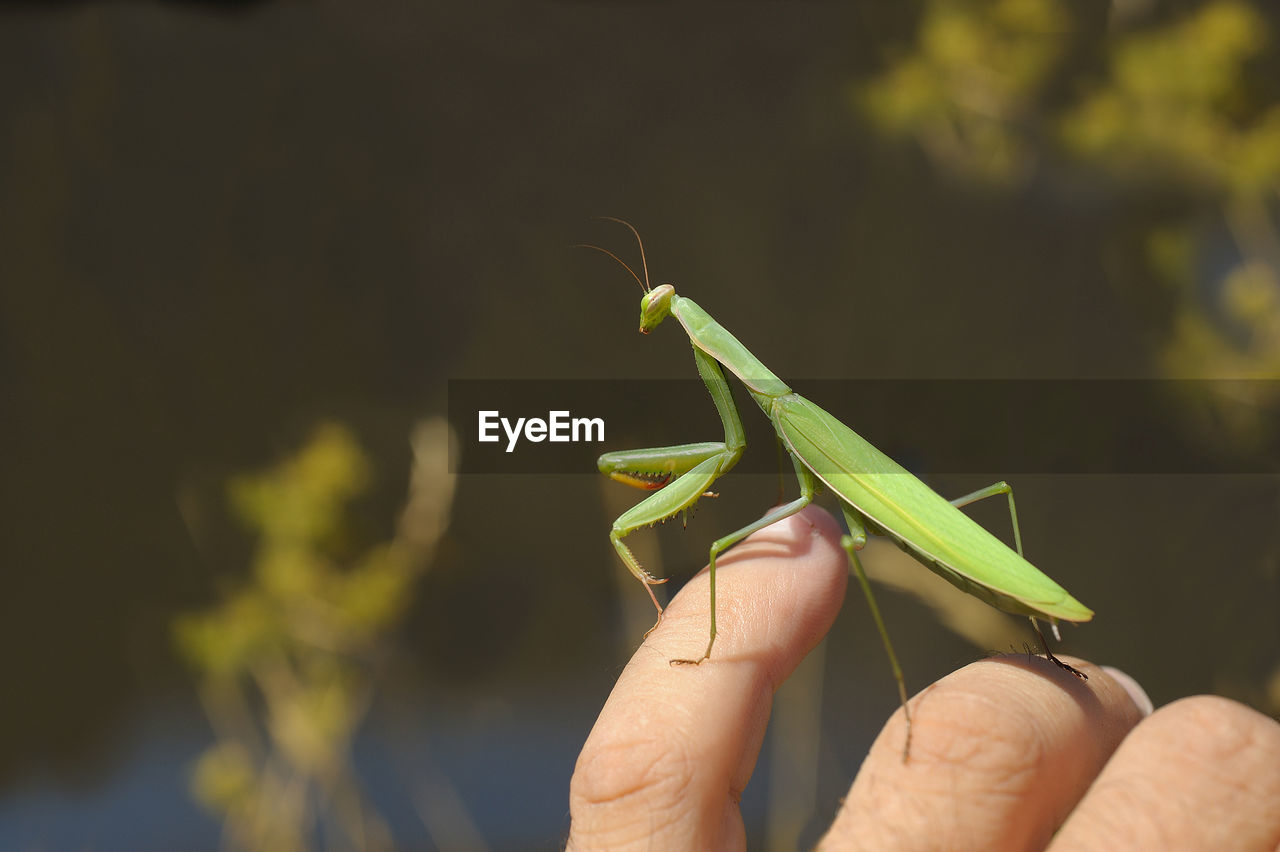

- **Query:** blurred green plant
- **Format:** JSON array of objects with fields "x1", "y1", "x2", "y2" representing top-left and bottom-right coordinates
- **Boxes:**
[
  {"x1": 860, "y1": 0, "x2": 1280, "y2": 396},
  {"x1": 175, "y1": 419, "x2": 458, "y2": 851},
  {"x1": 1060, "y1": 0, "x2": 1280, "y2": 384},
  {"x1": 859, "y1": 0, "x2": 1070, "y2": 184},
  {"x1": 1060, "y1": 0, "x2": 1277, "y2": 195}
]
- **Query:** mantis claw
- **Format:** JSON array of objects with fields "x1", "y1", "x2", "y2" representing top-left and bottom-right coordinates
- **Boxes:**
[
  {"x1": 1045, "y1": 650, "x2": 1088, "y2": 680},
  {"x1": 669, "y1": 633, "x2": 716, "y2": 667},
  {"x1": 639, "y1": 567, "x2": 667, "y2": 585},
  {"x1": 1032, "y1": 620, "x2": 1088, "y2": 680}
]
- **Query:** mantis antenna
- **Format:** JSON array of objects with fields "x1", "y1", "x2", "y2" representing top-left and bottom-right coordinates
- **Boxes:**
[
  {"x1": 594, "y1": 216, "x2": 651, "y2": 292},
  {"x1": 575, "y1": 243, "x2": 648, "y2": 293}
]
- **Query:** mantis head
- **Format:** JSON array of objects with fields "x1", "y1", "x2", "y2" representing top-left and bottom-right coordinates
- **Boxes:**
[
  {"x1": 578, "y1": 217, "x2": 676, "y2": 334},
  {"x1": 639, "y1": 284, "x2": 674, "y2": 334}
]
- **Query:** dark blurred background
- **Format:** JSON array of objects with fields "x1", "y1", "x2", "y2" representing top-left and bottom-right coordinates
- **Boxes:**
[{"x1": 1, "y1": 1, "x2": 1278, "y2": 849}]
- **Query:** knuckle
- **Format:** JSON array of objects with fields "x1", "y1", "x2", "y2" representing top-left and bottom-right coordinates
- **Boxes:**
[
  {"x1": 912, "y1": 690, "x2": 1047, "y2": 795},
  {"x1": 569, "y1": 726, "x2": 697, "y2": 842}
]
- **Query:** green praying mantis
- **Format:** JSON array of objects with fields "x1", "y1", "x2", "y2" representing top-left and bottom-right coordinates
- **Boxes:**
[{"x1": 586, "y1": 218, "x2": 1091, "y2": 744}]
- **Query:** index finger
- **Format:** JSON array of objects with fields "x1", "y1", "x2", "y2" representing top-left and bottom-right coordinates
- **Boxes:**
[{"x1": 568, "y1": 505, "x2": 849, "y2": 851}]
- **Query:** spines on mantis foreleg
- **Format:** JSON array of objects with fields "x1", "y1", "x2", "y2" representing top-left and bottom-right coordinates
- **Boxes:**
[
  {"x1": 598, "y1": 441, "x2": 730, "y2": 492},
  {"x1": 607, "y1": 469, "x2": 672, "y2": 490},
  {"x1": 645, "y1": 495, "x2": 707, "y2": 529},
  {"x1": 610, "y1": 533, "x2": 668, "y2": 587},
  {"x1": 606, "y1": 466, "x2": 719, "y2": 505}
]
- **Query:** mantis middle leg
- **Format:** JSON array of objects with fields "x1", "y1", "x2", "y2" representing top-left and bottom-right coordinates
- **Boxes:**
[{"x1": 669, "y1": 458, "x2": 817, "y2": 665}]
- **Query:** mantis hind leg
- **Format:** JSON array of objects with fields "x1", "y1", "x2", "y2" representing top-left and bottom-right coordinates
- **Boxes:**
[
  {"x1": 949, "y1": 480, "x2": 1023, "y2": 556},
  {"x1": 840, "y1": 504, "x2": 913, "y2": 760},
  {"x1": 1031, "y1": 621, "x2": 1088, "y2": 680},
  {"x1": 950, "y1": 481, "x2": 1087, "y2": 680}
]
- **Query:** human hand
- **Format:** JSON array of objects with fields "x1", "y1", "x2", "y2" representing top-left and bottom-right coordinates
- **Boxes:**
[{"x1": 568, "y1": 506, "x2": 1280, "y2": 850}]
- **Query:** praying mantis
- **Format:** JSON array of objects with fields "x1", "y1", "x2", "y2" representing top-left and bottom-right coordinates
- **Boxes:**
[{"x1": 587, "y1": 218, "x2": 1092, "y2": 743}]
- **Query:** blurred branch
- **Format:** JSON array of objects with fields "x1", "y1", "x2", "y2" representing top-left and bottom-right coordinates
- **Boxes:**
[
  {"x1": 858, "y1": 0, "x2": 1071, "y2": 184},
  {"x1": 175, "y1": 418, "x2": 462, "y2": 851}
]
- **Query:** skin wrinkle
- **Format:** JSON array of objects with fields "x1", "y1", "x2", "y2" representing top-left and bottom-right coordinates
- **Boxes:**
[
  {"x1": 570, "y1": 720, "x2": 698, "y2": 849},
  {"x1": 570, "y1": 673, "x2": 712, "y2": 844},
  {"x1": 572, "y1": 720, "x2": 691, "y2": 810},
  {"x1": 917, "y1": 683, "x2": 1049, "y2": 787},
  {"x1": 900, "y1": 703, "x2": 1044, "y2": 847}
]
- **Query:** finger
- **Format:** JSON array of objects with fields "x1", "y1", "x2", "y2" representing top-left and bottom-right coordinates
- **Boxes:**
[
  {"x1": 1051, "y1": 695, "x2": 1280, "y2": 851},
  {"x1": 821, "y1": 656, "x2": 1145, "y2": 851},
  {"x1": 568, "y1": 505, "x2": 848, "y2": 852}
]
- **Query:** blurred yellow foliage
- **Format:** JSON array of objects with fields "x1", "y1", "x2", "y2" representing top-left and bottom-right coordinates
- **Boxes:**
[
  {"x1": 228, "y1": 422, "x2": 370, "y2": 546},
  {"x1": 175, "y1": 419, "x2": 457, "y2": 851},
  {"x1": 859, "y1": 0, "x2": 1070, "y2": 182},
  {"x1": 859, "y1": 0, "x2": 1280, "y2": 416},
  {"x1": 175, "y1": 590, "x2": 277, "y2": 679},
  {"x1": 1061, "y1": 0, "x2": 1277, "y2": 195},
  {"x1": 190, "y1": 742, "x2": 257, "y2": 814},
  {"x1": 1067, "y1": 0, "x2": 1280, "y2": 398}
]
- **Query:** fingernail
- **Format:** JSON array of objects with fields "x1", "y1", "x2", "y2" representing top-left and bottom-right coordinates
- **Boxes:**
[{"x1": 1101, "y1": 665, "x2": 1153, "y2": 716}]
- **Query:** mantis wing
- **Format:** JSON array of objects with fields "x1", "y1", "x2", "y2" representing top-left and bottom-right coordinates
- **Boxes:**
[{"x1": 776, "y1": 394, "x2": 1093, "y2": 623}]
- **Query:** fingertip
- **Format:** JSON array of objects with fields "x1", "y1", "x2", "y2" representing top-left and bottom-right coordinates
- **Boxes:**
[{"x1": 1100, "y1": 665, "x2": 1154, "y2": 717}]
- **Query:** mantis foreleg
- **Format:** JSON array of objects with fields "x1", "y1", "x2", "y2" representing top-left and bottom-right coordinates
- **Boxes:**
[{"x1": 601, "y1": 346, "x2": 746, "y2": 631}]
